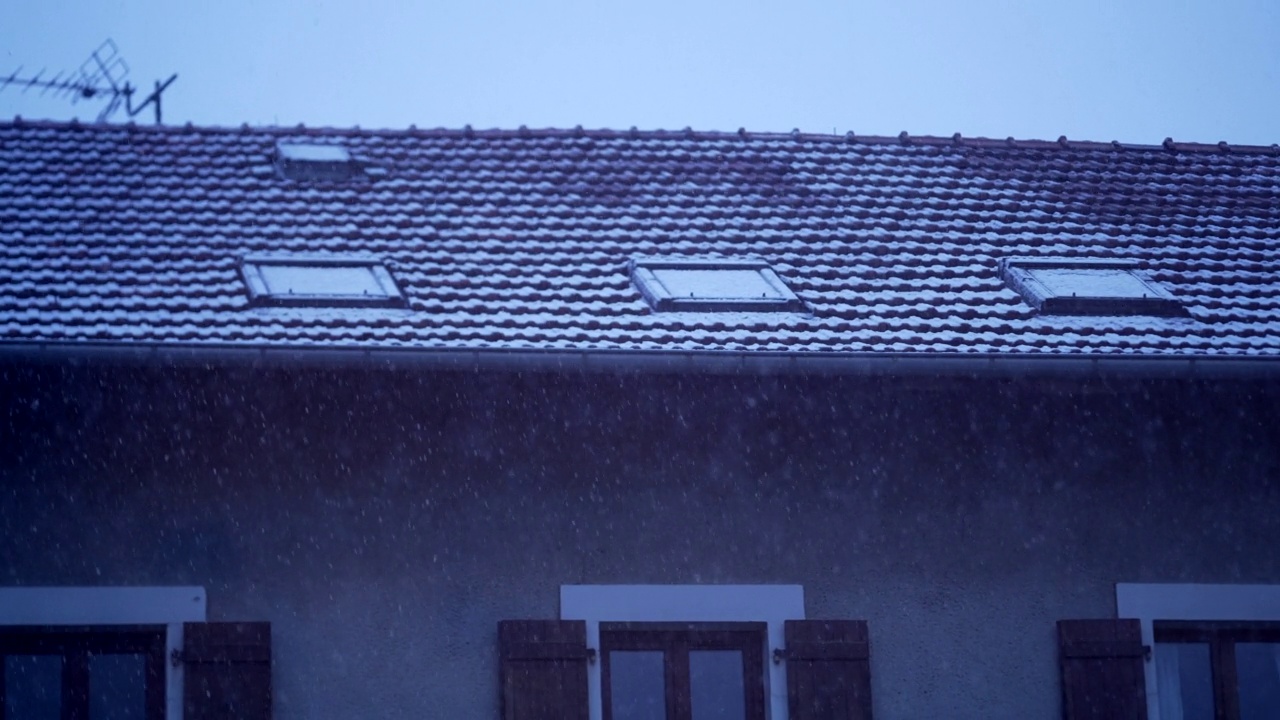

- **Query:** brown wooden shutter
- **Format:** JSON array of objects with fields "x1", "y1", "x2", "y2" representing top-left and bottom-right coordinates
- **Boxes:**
[
  {"x1": 1057, "y1": 619, "x2": 1147, "y2": 720},
  {"x1": 183, "y1": 622, "x2": 272, "y2": 720},
  {"x1": 499, "y1": 620, "x2": 589, "y2": 720},
  {"x1": 785, "y1": 619, "x2": 873, "y2": 720}
]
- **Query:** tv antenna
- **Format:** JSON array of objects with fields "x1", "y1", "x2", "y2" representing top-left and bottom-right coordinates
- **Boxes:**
[{"x1": 1, "y1": 40, "x2": 177, "y2": 124}]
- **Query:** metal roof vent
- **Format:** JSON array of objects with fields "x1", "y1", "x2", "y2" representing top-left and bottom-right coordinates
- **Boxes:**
[
  {"x1": 1000, "y1": 258, "x2": 1187, "y2": 316},
  {"x1": 630, "y1": 258, "x2": 806, "y2": 312}
]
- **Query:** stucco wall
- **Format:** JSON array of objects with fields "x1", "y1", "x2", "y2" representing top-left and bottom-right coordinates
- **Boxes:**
[{"x1": 3, "y1": 365, "x2": 1279, "y2": 719}]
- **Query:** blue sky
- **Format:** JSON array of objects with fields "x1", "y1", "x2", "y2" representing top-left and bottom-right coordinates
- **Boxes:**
[{"x1": 2, "y1": 0, "x2": 1278, "y2": 144}]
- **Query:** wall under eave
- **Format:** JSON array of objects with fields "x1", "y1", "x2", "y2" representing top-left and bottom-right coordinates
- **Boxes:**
[{"x1": 2, "y1": 365, "x2": 1279, "y2": 719}]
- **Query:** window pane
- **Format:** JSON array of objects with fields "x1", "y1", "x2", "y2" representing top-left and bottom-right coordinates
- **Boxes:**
[
  {"x1": 1028, "y1": 268, "x2": 1154, "y2": 299},
  {"x1": 652, "y1": 269, "x2": 782, "y2": 300},
  {"x1": 89, "y1": 653, "x2": 147, "y2": 720},
  {"x1": 258, "y1": 264, "x2": 386, "y2": 297},
  {"x1": 5, "y1": 654, "x2": 62, "y2": 720},
  {"x1": 610, "y1": 650, "x2": 665, "y2": 720},
  {"x1": 1155, "y1": 643, "x2": 1213, "y2": 720},
  {"x1": 689, "y1": 650, "x2": 746, "y2": 720},
  {"x1": 1236, "y1": 642, "x2": 1280, "y2": 720}
]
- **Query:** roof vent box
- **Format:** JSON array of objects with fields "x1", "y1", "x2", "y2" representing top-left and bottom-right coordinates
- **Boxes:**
[{"x1": 1000, "y1": 258, "x2": 1187, "y2": 317}]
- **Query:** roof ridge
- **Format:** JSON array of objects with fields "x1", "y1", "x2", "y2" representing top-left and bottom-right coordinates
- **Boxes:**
[{"x1": 4, "y1": 116, "x2": 1280, "y2": 156}]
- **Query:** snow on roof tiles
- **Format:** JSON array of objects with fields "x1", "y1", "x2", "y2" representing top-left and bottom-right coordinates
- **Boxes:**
[{"x1": 0, "y1": 120, "x2": 1278, "y2": 360}]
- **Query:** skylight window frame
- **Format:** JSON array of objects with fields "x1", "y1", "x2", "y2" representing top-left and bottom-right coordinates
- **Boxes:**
[
  {"x1": 240, "y1": 255, "x2": 407, "y2": 309},
  {"x1": 999, "y1": 257, "x2": 1187, "y2": 317},
  {"x1": 273, "y1": 140, "x2": 362, "y2": 182},
  {"x1": 629, "y1": 259, "x2": 806, "y2": 313}
]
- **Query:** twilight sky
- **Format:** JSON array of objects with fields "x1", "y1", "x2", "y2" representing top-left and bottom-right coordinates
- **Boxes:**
[{"x1": 2, "y1": 0, "x2": 1278, "y2": 145}]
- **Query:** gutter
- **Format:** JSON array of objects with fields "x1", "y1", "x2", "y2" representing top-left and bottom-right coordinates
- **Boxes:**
[{"x1": 0, "y1": 341, "x2": 1278, "y2": 380}]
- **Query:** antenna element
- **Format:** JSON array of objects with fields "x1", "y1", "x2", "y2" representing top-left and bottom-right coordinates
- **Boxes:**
[{"x1": 1, "y1": 40, "x2": 178, "y2": 124}]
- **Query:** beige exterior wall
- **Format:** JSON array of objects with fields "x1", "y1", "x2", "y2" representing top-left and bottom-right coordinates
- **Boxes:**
[{"x1": 3, "y1": 366, "x2": 1278, "y2": 719}]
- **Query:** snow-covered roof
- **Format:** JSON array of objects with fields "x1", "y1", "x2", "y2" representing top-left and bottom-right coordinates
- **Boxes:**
[{"x1": 1, "y1": 120, "x2": 1278, "y2": 373}]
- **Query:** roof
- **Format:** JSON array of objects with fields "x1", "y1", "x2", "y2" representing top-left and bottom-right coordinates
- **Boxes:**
[{"x1": 1, "y1": 119, "x2": 1278, "y2": 376}]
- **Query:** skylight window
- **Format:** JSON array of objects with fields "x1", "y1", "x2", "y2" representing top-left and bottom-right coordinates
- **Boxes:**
[
  {"x1": 630, "y1": 259, "x2": 805, "y2": 312},
  {"x1": 1000, "y1": 258, "x2": 1186, "y2": 316},
  {"x1": 241, "y1": 256, "x2": 406, "y2": 308},
  {"x1": 274, "y1": 141, "x2": 359, "y2": 182}
]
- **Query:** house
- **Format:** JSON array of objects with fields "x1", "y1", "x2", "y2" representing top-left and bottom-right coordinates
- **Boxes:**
[{"x1": 1, "y1": 118, "x2": 1279, "y2": 720}]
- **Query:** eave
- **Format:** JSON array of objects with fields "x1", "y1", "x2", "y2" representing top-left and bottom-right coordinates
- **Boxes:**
[{"x1": 1, "y1": 341, "x2": 1278, "y2": 380}]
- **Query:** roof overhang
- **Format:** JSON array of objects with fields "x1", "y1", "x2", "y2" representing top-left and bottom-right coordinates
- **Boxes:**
[{"x1": 1, "y1": 342, "x2": 1278, "y2": 380}]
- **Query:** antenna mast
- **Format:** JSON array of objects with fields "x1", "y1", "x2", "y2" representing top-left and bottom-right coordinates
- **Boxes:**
[{"x1": 0, "y1": 40, "x2": 178, "y2": 124}]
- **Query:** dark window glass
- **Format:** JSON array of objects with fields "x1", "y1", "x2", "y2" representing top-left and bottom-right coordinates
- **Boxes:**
[
  {"x1": 1156, "y1": 643, "x2": 1214, "y2": 720},
  {"x1": 89, "y1": 653, "x2": 147, "y2": 720},
  {"x1": 609, "y1": 651, "x2": 666, "y2": 720},
  {"x1": 689, "y1": 650, "x2": 745, "y2": 720},
  {"x1": 4, "y1": 655, "x2": 62, "y2": 720},
  {"x1": 1235, "y1": 643, "x2": 1280, "y2": 720}
]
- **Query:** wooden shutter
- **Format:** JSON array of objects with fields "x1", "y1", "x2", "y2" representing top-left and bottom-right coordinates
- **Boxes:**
[
  {"x1": 183, "y1": 622, "x2": 272, "y2": 720},
  {"x1": 785, "y1": 619, "x2": 873, "y2": 720},
  {"x1": 1057, "y1": 619, "x2": 1147, "y2": 720},
  {"x1": 499, "y1": 620, "x2": 589, "y2": 720}
]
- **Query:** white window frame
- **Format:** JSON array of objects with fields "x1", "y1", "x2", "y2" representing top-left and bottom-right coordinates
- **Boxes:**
[
  {"x1": 629, "y1": 259, "x2": 807, "y2": 313},
  {"x1": 561, "y1": 584, "x2": 804, "y2": 720},
  {"x1": 240, "y1": 255, "x2": 407, "y2": 308},
  {"x1": 0, "y1": 586, "x2": 207, "y2": 720},
  {"x1": 274, "y1": 141, "x2": 358, "y2": 182},
  {"x1": 999, "y1": 258, "x2": 1185, "y2": 316},
  {"x1": 1116, "y1": 582, "x2": 1280, "y2": 720}
]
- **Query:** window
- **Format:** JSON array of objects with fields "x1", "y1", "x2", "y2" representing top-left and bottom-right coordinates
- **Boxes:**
[
  {"x1": 0, "y1": 587, "x2": 205, "y2": 720},
  {"x1": 274, "y1": 141, "x2": 359, "y2": 182},
  {"x1": 1, "y1": 626, "x2": 166, "y2": 720},
  {"x1": 999, "y1": 258, "x2": 1186, "y2": 316},
  {"x1": 629, "y1": 260, "x2": 805, "y2": 313},
  {"x1": 1153, "y1": 622, "x2": 1280, "y2": 720},
  {"x1": 240, "y1": 256, "x2": 407, "y2": 308},
  {"x1": 559, "y1": 585, "x2": 799, "y2": 720},
  {"x1": 601, "y1": 622, "x2": 766, "y2": 720},
  {"x1": 0, "y1": 587, "x2": 271, "y2": 720},
  {"x1": 1116, "y1": 583, "x2": 1280, "y2": 720},
  {"x1": 501, "y1": 586, "x2": 871, "y2": 720}
]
